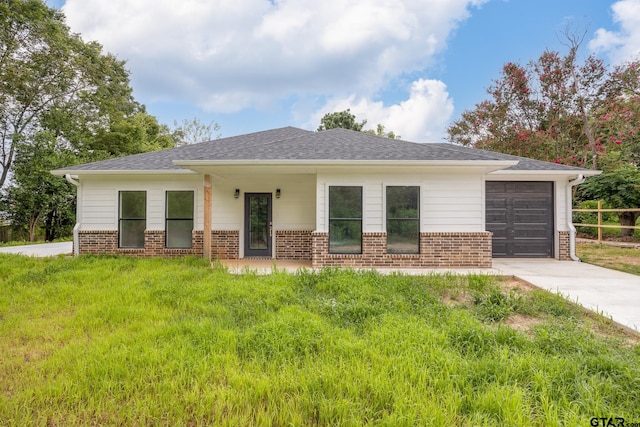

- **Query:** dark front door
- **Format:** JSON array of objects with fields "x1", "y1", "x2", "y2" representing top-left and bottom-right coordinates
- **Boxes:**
[
  {"x1": 244, "y1": 193, "x2": 272, "y2": 257},
  {"x1": 486, "y1": 181, "x2": 554, "y2": 257}
]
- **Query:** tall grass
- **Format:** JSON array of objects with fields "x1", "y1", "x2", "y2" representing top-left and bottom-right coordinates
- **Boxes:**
[{"x1": 1, "y1": 255, "x2": 638, "y2": 425}]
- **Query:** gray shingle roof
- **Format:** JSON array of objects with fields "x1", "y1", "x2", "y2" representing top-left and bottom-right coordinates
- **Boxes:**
[{"x1": 52, "y1": 126, "x2": 591, "y2": 173}]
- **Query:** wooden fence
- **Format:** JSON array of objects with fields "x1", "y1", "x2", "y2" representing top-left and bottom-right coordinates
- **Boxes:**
[{"x1": 572, "y1": 200, "x2": 640, "y2": 242}]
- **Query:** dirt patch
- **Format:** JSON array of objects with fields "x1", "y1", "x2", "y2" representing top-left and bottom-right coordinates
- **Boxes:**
[
  {"x1": 498, "y1": 276, "x2": 537, "y2": 292},
  {"x1": 503, "y1": 314, "x2": 544, "y2": 334}
]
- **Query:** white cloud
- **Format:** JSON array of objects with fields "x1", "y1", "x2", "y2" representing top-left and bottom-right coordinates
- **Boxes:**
[
  {"x1": 589, "y1": 0, "x2": 640, "y2": 64},
  {"x1": 61, "y1": 0, "x2": 486, "y2": 113},
  {"x1": 309, "y1": 79, "x2": 454, "y2": 142}
]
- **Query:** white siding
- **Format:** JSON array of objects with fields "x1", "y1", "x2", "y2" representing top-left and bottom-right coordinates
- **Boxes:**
[
  {"x1": 211, "y1": 174, "x2": 315, "y2": 231},
  {"x1": 316, "y1": 170, "x2": 486, "y2": 233},
  {"x1": 365, "y1": 183, "x2": 383, "y2": 231},
  {"x1": 78, "y1": 175, "x2": 202, "y2": 231},
  {"x1": 423, "y1": 174, "x2": 484, "y2": 232}
]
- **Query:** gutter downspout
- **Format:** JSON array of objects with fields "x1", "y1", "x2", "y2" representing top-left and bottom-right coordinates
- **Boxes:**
[
  {"x1": 64, "y1": 174, "x2": 80, "y2": 256},
  {"x1": 567, "y1": 174, "x2": 585, "y2": 261}
]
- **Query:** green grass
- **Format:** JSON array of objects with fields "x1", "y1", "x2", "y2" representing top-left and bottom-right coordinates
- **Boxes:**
[
  {"x1": 577, "y1": 243, "x2": 640, "y2": 276},
  {"x1": 1, "y1": 255, "x2": 639, "y2": 425}
]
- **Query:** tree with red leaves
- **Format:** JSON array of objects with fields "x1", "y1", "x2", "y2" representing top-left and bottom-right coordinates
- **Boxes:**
[{"x1": 447, "y1": 47, "x2": 639, "y2": 171}]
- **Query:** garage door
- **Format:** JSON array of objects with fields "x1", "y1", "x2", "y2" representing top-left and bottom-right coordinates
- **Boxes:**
[{"x1": 486, "y1": 182, "x2": 554, "y2": 257}]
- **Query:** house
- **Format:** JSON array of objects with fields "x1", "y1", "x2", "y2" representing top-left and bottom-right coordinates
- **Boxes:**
[{"x1": 51, "y1": 127, "x2": 598, "y2": 268}]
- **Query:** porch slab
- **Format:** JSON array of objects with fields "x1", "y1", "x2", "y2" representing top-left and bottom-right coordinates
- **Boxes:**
[
  {"x1": 217, "y1": 258, "x2": 313, "y2": 273},
  {"x1": 216, "y1": 258, "x2": 500, "y2": 275}
]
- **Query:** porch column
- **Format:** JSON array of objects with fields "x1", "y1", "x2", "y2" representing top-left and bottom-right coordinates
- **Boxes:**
[{"x1": 203, "y1": 174, "x2": 212, "y2": 261}]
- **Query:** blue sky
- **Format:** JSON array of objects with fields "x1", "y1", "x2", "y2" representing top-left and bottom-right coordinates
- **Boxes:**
[{"x1": 46, "y1": 0, "x2": 640, "y2": 142}]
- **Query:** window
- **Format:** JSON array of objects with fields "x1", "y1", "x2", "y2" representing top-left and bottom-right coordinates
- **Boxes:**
[
  {"x1": 166, "y1": 191, "x2": 194, "y2": 248},
  {"x1": 119, "y1": 191, "x2": 146, "y2": 248},
  {"x1": 386, "y1": 186, "x2": 419, "y2": 254},
  {"x1": 329, "y1": 186, "x2": 362, "y2": 254}
]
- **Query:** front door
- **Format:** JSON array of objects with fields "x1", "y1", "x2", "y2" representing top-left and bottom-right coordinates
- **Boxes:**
[{"x1": 244, "y1": 193, "x2": 272, "y2": 257}]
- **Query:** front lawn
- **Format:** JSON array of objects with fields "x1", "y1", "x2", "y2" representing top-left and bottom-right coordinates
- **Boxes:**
[{"x1": 1, "y1": 255, "x2": 639, "y2": 425}]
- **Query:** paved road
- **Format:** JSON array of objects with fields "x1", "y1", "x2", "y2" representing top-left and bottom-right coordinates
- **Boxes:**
[{"x1": 0, "y1": 242, "x2": 72, "y2": 257}]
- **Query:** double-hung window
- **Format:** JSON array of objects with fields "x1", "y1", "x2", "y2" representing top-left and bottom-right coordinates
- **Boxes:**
[
  {"x1": 329, "y1": 186, "x2": 362, "y2": 254},
  {"x1": 119, "y1": 191, "x2": 146, "y2": 248},
  {"x1": 166, "y1": 191, "x2": 194, "y2": 248},
  {"x1": 386, "y1": 186, "x2": 420, "y2": 254}
]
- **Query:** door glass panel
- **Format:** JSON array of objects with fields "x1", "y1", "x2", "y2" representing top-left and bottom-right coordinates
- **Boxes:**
[{"x1": 249, "y1": 195, "x2": 269, "y2": 250}]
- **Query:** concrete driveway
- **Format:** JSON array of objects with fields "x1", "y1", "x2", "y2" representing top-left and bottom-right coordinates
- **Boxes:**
[
  {"x1": 493, "y1": 259, "x2": 640, "y2": 333},
  {"x1": 0, "y1": 241, "x2": 72, "y2": 257}
]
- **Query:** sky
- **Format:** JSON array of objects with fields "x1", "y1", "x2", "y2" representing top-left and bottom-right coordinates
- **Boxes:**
[{"x1": 44, "y1": 0, "x2": 640, "y2": 143}]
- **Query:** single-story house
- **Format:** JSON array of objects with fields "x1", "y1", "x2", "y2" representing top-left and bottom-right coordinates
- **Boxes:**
[{"x1": 51, "y1": 127, "x2": 598, "y2": 268}]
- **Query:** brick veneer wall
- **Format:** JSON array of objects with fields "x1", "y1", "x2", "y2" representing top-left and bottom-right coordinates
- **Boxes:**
[
  {"x1": 311, "y1": 231, "x2": 492, "y2": 268},
  {"x1": 211, "y1": 230, "x2": 239, "y2": 259},
  {"x1": 558, "y1": 231, "x2": 571, "y2": 260},
  {"x1": 78, "y1": 230, "x2": 118, "y2": 255},
  {"x1": 276, "y1": 230, "x2": 313, "y2": 260},
  {"x1": 77, "y1": 229, "x2": 237, "y2": 258}
]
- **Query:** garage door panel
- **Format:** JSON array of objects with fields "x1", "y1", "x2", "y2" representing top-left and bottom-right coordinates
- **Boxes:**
[
  {"x1": 512, "y1": 242, "x2": 550, "y2": 257},
  {"x1": 486, "y1": 181, "x2": 554, "y2": 258},
  {"x1": 486, "y1": 212, "x2": 507, "y2": 223},
  {"x1": 514, "y1": 212, "x2": 550, "y2": 223}
]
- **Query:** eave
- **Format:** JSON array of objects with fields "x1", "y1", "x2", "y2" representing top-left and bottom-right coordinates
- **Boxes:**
[{"x1": 50, "y1": 169, "x2": 197, "y2": 176}]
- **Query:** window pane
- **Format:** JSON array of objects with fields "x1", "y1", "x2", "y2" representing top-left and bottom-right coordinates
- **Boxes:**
[
  {"x1": 167, "y1": 191, "x2": 194, "y2": 219},
  {"x1": 120, "y1": 191, "x2": 146, "y2": 219},
  {"x1": 166, "y1": 219, "x2": 193, "y2": 248},
  {"x1": 120, "y1": 219, "x2": 145, "y2": 248},
  {"x1": 387, "y1": 186, "x2": 419, "y2": 254},
  {"x1": 329, "y1": 186, "x2": 362, "y2": 219},
  {"x1": 387, "y1": 186, "x2": 419, "y2": 219},
  {"x1": 249, "y1": 195, "x2": 269, "y2": 250},
  {"x1": 329, "y1": 220, "x2": 362, "y2": 253},
  {"x1": 387, "y1": 220, "x2": 419, "y2": 254}
]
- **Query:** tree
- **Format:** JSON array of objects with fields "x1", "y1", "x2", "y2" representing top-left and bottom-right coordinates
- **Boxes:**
[
  {"x1": 318, "y1": 109, "x2": 368, "y2": 132},
  {"x1": 1, "y1": 0, "x2": 178, "y2": 241},
  {"x1": 1, "y1": 131, "x2": 75, "y2": 241},
  {"x1": 172, "y1": 118, "x2": 221, "y2": 146},
  {"x1": 578, "y1": 165, "x2": 640, "y2": 237},
  {"x1": 317, "y1": 109, "x2": 399, "y2": 138},
  {"x1": 364, "y1": 124, "x2": 400, "y2": 139},
  {"x1": 446, "y1": 47, "x2": 639, "y2": 170},
  {"x1": 0, "y1": 0, "x2": 112, "y2": 189}
]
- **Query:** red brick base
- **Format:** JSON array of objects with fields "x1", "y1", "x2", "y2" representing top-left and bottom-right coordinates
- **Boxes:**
[
  {"x1": 312, "y1": 231, "x2": 492, "y2": 268},
  {"x1": 558, "y1": 231, "x2": 571, "y2": 260},
  {"x1": 211, "y1": 230, "x2": 239, "y2": 259},
  {"x1": 78, "y1": 229, "x2": 493, "y2": 267},
  {"x1": 78, "y1": 230, "x2": 233, "y2": 258},
  {"x1": 276, "y1": 230, "x2": 312, "y2": 260}
]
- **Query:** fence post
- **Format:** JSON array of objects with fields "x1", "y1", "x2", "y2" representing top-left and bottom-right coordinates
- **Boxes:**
[{"x1": 597, "y1": 200, "x2": 602, "y2": 242}]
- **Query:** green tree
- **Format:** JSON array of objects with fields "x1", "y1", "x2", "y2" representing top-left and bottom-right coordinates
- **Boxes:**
[
  {"x1": 88, "y1": 110, "x2": 175, "y2": 160},
  {"x1": 364, "y1": 124, "x2": 400, "y2": 139},
  {"x1": 317, "y1": 109, "x2": 399, "y2": 138},
  {"x1": 0, "y1": 0, "x2": 122, "y2": 189},
  {"x1": 1, "y1": 131, "x2": 75, "y2": 241},
  {"x1": 1, "y1": 0, "x2": 177, "y2": 241},
  {"x1": 578, "y1": 165, "x2": 640, "y2": 237},
  {"x1": 317, "y1": 109, "x2": 367, "y2": 132},
  {"x1": 172, "y1": 118, "x2": 221, "y2": 146}
]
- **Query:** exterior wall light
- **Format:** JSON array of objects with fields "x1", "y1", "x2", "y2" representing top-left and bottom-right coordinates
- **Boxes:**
[
  {"x1": 234, "y1": 189, "x2": 240, "y2": 198},
  {"x1": 276, "y1": 188, "x2": 281, "y2": 199}
]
